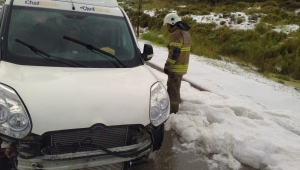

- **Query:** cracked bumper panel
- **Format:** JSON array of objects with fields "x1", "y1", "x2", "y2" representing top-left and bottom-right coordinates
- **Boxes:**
[{"x1": 17, "y1": 141, "x2": 151, "y2": 170}]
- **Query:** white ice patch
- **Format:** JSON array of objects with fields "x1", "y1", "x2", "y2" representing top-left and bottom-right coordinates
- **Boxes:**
[
  {"x1": 213, "y1": 154, "x2": 241, "y2": 170},
  {"x1": 141, "y1": 40, "x2": 300, "y2": 170},
  {"x1": 163, "y1": 79, "x2": 300, "y2": 170}
]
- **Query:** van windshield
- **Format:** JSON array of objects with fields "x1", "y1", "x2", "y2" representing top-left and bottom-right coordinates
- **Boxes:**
[{"x1": 3, "y1": 6, "x2": 140, "y2": 67}]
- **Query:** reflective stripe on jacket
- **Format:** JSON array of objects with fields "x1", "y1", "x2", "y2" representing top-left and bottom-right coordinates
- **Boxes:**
[{"x1": 166, "y1": 27, "x2": 191, "y2": 75}]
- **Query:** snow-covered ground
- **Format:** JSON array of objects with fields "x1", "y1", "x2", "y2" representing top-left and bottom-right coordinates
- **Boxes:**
[
  {"x1": 138, "y1": 40, "x2": 300, "y2": 170},
  {"x1": 144, "y1": 9, "x2": 299, "y2": 33},
  {"x1": 140, "y1": 5, "x2": 300, "y2": 170}
]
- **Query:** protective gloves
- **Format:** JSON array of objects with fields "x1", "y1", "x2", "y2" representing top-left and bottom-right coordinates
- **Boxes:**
[
  {"x1": 164, "y1": 62, "x2": 172, "y2": 75},
  {"x1": 164, "y1": 68, "x2": 169, "y2": 74}
]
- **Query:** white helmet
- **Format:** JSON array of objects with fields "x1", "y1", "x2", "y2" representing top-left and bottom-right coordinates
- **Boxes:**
[{"x1": 163, "y1": 13, "x2": 181, "y2": 25}]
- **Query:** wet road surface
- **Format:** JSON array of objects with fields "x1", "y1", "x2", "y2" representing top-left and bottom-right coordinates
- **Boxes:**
[{"x1": 130, "y1": 130, "x2": 256, "y2": 170}]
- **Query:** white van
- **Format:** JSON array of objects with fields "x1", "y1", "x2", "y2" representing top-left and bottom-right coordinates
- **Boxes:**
[{"x1": 0, "y1": 0, "x2": 170, "y2": 169}]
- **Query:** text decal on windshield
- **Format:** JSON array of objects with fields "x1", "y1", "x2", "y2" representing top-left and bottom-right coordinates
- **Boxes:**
[
  {"x1": 25, "y1": 0, "x2": 59, "y2": 7},
  {"x1": 80, "y1": 6, "x2": 110, "y2": 13}
]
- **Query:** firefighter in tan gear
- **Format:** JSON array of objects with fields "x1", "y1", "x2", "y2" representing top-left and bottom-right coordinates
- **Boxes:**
[{"x1": 163, "y1": 13, "x2": 191, "y2": 114}]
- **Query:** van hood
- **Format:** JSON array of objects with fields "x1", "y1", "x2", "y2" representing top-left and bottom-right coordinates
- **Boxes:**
[{"x1": 0, "y1": 62, "x2": 158, "y2": 135}]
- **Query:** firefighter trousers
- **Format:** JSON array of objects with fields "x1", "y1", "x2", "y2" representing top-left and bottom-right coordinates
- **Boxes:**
[{"x1": 167, "y1": 74, "x2": 183, "y2": 114}]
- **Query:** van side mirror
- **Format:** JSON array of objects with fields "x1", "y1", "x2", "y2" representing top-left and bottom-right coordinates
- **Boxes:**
[{"x1": 141, "y1": 44, "x2": 153, "y2": 61}]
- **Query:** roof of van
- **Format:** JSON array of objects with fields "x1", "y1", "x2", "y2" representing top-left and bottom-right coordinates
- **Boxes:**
[
  {"x1": 4, "y1": 0, "x2": 119, "y2": 7},
  {"x1": 57, "y1": 0, "x2": 118, "y2": 7}
]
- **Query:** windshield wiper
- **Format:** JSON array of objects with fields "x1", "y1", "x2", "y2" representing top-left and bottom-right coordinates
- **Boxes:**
[
  {"x1": 63, "y1": 36, "x2": 126, "y2": 68},
  {"x1": 15, "y1": 39, "x2": 85, "y2": 67}
]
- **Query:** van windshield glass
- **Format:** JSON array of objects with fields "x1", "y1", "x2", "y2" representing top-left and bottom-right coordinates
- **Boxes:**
[{"x1": 4, "y1": 6, "x2": 139, "y2": 67}]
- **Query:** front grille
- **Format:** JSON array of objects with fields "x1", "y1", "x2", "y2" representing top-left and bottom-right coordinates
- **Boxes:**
[{"x1": 42, "y1": 125, "x2": 129, "y2": 155}]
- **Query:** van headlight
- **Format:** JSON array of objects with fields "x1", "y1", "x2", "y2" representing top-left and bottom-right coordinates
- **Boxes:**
[
  {"x1": 0, "y1": 84, "x2": 31, "y2": 139},
  {"x1": 150, "y1": 82, "x2": 170, "y2": 126}
]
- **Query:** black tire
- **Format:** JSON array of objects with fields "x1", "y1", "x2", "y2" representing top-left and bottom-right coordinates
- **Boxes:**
[
  {"x1": 152, "y1": 124, "x2": 165, "y2": 151},
  {"x1": 0, "y1": 139, "x2": 13, "y2": 170},
  {"x1": 0, "y1": 155, "x2": 13, "y2": 170}
]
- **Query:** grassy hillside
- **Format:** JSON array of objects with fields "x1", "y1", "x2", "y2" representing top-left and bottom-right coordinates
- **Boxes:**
[{"x1": 119, "y1": 0, "x2": 300, "y2": 91}]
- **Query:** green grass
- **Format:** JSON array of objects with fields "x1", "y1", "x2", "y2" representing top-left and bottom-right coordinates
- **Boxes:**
[{"x1": 120, "y1": 0, "x2": 300, "y2": 89}]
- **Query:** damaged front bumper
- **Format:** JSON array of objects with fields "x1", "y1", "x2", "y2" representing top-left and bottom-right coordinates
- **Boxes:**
[
  {"x1": 1, "y1": 124, "x2": 164, "y2": 170},
  {"x1": 18, "y1": 140, "x2": 151, "y2": 170}
]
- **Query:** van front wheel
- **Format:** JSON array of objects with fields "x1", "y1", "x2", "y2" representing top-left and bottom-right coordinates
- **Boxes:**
[{"x1": 152, "y1": 124, "x2": 165, "y2": 151}]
